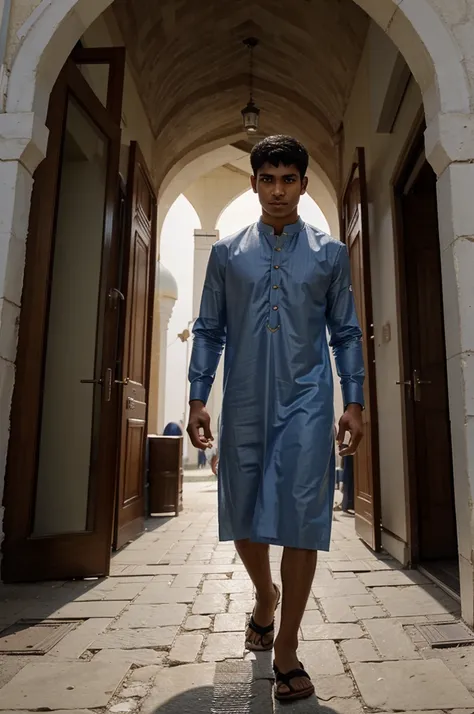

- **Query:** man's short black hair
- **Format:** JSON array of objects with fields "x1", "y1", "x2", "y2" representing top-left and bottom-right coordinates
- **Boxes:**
[{"x1": 250, "y1": 135, "x2": 309, "y2": 180}]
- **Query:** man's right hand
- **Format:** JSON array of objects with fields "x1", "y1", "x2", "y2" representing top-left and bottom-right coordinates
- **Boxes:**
[{"x1": 187, "y1": 400, "x2": 214, "y2": 450}]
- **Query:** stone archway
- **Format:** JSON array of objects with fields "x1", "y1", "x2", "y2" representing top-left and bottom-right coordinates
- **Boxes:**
[{"x1": 1, "y1": 0, "x2": 474, "y2": 623}]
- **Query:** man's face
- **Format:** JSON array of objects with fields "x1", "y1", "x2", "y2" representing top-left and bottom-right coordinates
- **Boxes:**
[{"x1": 251, "y1": 162, "x2": 308, "y2": 219}]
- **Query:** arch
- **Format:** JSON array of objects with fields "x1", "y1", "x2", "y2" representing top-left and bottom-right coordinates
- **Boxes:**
[
  {"x1": 6, "y1": 0, "x2": 470, "y2": 139},
  {"x1": 157, "y1": 134, "x2": 339, "y2": 239}
]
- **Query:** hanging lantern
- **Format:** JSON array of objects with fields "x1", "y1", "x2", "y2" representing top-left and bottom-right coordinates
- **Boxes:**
[{"x1": 241, "y1": 38, "x2": 260, "y2": 134}]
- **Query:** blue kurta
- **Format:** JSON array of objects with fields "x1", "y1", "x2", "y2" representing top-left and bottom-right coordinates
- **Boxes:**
[{"x1": 189, "y1": 218, "x2": 364, "y2": 550}]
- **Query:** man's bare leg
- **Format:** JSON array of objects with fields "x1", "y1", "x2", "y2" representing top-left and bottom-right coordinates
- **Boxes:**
[
  {"x1": 274, "y1": 547, "x2": 317, "y2": 694},
  {"x1": 235, "y1": 539, "x2": 279, "y2": 646}
]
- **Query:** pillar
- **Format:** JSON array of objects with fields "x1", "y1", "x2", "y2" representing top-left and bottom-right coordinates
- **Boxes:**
[{"x1": 157, "y1": 295, "x2": 176, "y2": 434}]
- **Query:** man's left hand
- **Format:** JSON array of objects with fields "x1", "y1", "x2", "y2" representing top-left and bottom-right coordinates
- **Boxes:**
[{"x1": 337, "y1": 404, "x2": 363, "y2": 457}]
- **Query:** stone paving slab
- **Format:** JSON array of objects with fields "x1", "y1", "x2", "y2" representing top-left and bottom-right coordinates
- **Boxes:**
[
  {"x1": 112, "y1": 604, "x2": 187, "y2": 628},
  {"x1": 363, "y1": 618, "x2": 421, "y2": 660},
  {"x1": 42, "y1": 617, "x2": 113, "y2": 660},
  {"x1": 133, "y1": 586, "x2": 196, "y2": 604},
  {"x1": 0, "y1": 662, "x2": 130, "y2": 710},
  {"x1": 301, "y1": 623, "x2": 364, "y2": 640},
  {"x1": 351, "y1": 660, "x2": 474, "y2": 710},
  {"x1": 90, "y1": 627, "x2": 178, "y2": 649},
  {"x1": 358, "y1": 570, "x2": 431, "y2": 587},
  {"x1": 22, "y1": 600, "x2": 130, "y2": 620},
  {"x1": 372, "y1": 584, "x2": 459, "y2": 616},
  {"x1": 297, "y1": 640, "x2": 345, "y2": 675},
  {"x1": 201, "y1": 632, "x2": 245, "y2": 661},
  {"x1": 92, "y1": 648, "x2": 164, "y2": 666},
  {"x1": 169, "y1": 634, "x2": 203, "y2": 663},
  {"x1": 141, "y1": 663, "x2": 216, "y2": 714}
]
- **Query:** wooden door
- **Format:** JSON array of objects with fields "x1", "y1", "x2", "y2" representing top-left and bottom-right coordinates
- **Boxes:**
[
  {"x1": 113, "y1": 142, "x2": 157, "y2": 549},
  {"x1": 2, "y1": 54, "x2": 125, "y2": 582},
  {"x1": 341, "y1": 148, "x2": 381, "y2": 551},
  {"x1": 398, "y1": 151, "x2": 457, "y2": 561}
]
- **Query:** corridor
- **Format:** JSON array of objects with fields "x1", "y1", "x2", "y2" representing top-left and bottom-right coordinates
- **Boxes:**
[{"x1": 0, "y1": 481, "x2": 473, "y2": 712}]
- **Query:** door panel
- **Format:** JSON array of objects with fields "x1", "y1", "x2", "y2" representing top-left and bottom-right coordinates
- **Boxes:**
[
  {"x1": 341, "y1": 148, "x2": 381, "y2": 551},
  {"x1": 114, "y1": 142, "x2": 157, "y2": 550},
  {"x1": 2, "y1": 55, "x2": 125, "y2": 582},
  {"x1": 400, "y1": 160, "x2": 457, "y2": 560}
]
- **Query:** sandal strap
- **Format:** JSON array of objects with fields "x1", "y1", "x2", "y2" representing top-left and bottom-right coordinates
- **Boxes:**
[
  {"x1": 248, "y1": 615, "x2": 275, "y2": 637},
  {"x1": 273, "y1": 663, "x2": 311, "y2": 691}
]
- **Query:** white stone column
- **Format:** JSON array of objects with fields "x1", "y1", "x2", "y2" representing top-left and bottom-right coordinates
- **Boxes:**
[
  {"x1": 426, "y1": 114, "x2": 474, "y2": 625},
  {"x1": 190, "y1": 229, "x2": 221, "y2": 465},
  {"x1": 0, "y1": 113, "x2": 48, "y2": 549},
  {"x1": 157, "y1": 295, "x2": 176, "y2": 434}
]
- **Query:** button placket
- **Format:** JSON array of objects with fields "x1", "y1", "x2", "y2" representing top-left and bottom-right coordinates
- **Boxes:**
[{"x1": 268, "y1": 236, "x2": 284, "y2": 331}]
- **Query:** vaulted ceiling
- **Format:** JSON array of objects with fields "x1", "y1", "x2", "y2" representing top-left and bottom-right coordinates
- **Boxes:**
[{"x1": 112, "y1": 0, "x2": 370, "y2": 184}]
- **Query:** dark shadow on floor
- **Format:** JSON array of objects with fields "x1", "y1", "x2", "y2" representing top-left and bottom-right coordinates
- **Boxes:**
[{"x1": 146, "y1": 683, "x2": 348, "y2": 713}]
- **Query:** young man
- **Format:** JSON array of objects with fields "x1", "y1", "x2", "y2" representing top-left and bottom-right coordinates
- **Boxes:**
[{"x1": 187, "y1": 135, "x2": 364, "y2": 702}]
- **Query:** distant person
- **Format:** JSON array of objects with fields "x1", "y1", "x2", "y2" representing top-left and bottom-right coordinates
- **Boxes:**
[{"x1": 163, "y1": 421, "x2": 183, "y2": 436}]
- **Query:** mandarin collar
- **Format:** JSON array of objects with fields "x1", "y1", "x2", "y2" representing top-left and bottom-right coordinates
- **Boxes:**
[{"x1": 257, "y1": 216, "x2": 305, "y2": 237}]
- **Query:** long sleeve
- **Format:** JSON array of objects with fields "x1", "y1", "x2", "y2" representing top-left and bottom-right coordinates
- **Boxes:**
[
  {"x1": 188, "y1": 244, "x2": 227, "y2": 405},
  {"x1": 326, "y1": 243, "x2": 365, "y2": 408}
]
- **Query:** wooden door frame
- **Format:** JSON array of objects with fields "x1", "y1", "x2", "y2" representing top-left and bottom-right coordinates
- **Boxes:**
[
  {"x1": 112, "y1": 141, "x2": 158, "y2": 549},
  {"x1": 340, "y1": 147, "x2": 381, "y2": 551},
  {"x1": 391, "y1": 112, "x2": 429, "y2": 566},
  {"x1": 2, "y1": 53, "x2": 125, "y2": 581}
]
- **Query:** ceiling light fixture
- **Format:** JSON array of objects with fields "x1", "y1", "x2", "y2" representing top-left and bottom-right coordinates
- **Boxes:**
[{"x1": 241, "y1": 37, "x2": 260, "y2": 134}]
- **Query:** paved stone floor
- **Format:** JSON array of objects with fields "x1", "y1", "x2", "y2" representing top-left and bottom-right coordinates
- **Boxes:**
[{"x1": 1, "y1": 480, "x2": 474, "y2": 713}]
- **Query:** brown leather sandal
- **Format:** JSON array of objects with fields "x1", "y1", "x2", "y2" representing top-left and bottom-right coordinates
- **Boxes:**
[
  {"x1": 245, "y1": 583, "x2": 281, "y2": 652},
  {"x1": 273, "y1": 661, "x2": 315, "y2": 702}
]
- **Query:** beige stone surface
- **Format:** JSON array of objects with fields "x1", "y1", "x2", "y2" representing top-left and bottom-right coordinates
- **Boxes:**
[
  {"x1": 363, "y1": 618, "x2": 421, "y2": 660},
  {"x1": 141, "y1": 663, "x2": 216, "y2": 714},
  {"x1": 301, "y1": 623, "x2": 364, "y2": 640},
  {"x1": 297, "y1": 640, "x2": 345, "y2": 676},
  {"x1": 351, "y1": 660, "x2": 474, "y2": 710},
  {"x1": 91, "y1": 627, "x2": 178, "y2": 650},
  {"x1": 169, "y1": 634, "x2": 203, "y2": 663},
  {"x1": 341, "y1": 638, "x2": 380, "y2": 662},
  {"x1": 113, "y1": 604, "x2": 187, "y2": 628},
  {"x1": 213, "y1": 613, "x2": 246, "y2": 632},
  {"x1": 373, "y1": 585, "x2": 460, "y2": 617},
  {"x1": 0, "y1": 662, "x2": 130, "y2": 710},
  {"x1": 201, "y1": 633, "x2": 244, "y2": 662}
]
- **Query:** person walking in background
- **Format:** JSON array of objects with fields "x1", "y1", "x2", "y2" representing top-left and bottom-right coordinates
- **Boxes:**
[{"x1": 187, "y1": 135, "x2": 364, "y2": 702}]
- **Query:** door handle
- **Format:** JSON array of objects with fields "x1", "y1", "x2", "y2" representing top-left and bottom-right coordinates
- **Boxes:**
[
  {"x1": 115, "y1": 377, "x2": 130, "y2": 385},
  {"x1": 413, "y1": 369, "x2": 432, "y2": 403},
  {"x1": 396, "y1": 380, "x2": 411, "y2": 386},
  {"x1": 80, "y1": 368, "x2": 113, "y2": 402}
]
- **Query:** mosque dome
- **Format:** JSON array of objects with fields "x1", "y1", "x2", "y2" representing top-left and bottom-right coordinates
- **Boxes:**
[{"x1": 156, "y1": 261, "x2": 178, "y2": 301}]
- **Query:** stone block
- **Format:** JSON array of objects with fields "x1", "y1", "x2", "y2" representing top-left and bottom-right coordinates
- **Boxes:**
[
  {"x1": 202, "y1": 579, "x2": 253, "y2": 594},
  {"x1": 192, "y1": 594, "x2": 227, "y2": 614},
  {"x1": 92, "y1": 648, "x2": 164, "y2": 666},
  {"x1": 363, "y1": 618, "x2": 421, "y2": 659},
  {"x1": 24, "y1": 600, "x2": 129, "y2": 620},
  {"x1": 358, "y1": 570, "x2": 430, "y2": 587},
  {"x1": 301, "y1": 623, "x2": 364, "y2": 641},
  {"x1": 214, "y1": 613, "x2": 246, "y2": 632},
  {"x1": 0, "y1": 661, "x2": 130, "y2": 709},
  {"x1": 372, "y1": 585, "x2": 459, "y2": 617},
  {"x1": 352, "y1": 605, "x2": 386, "y2": 619},
  {"x1": 169, "y1": 633, "x2": 203, "y2": 663},
  {"x1": 341, "y1": 638, "x2": 380, "y2": 662},
  {"x1": 183, "y1": 615, "x2": 212, "y2": 630},
  {"x1": 134, "y1": 586, "x2": 196, "y2": 604},
  {"x1": 201, "y1": 632, "x2": 244, "y2": 661},
  {"x1": 47, "y1": 617, "x2": 113, "y2": 659},
  {"x1": 297, "y1": 640, "x2": 345, "y2": 675},
  {"x1": 351, "y1": 660, "x2": 474, "y2": 710},
  {"x1": 141, "y1": 663, "x2": 216, "y2": 714},
  {"x1": 113, "y1": 604, "x2": 187, "y2": 628},
  {"x1": 91, "y1": 627, "x2": 178, "y2": 650}
]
